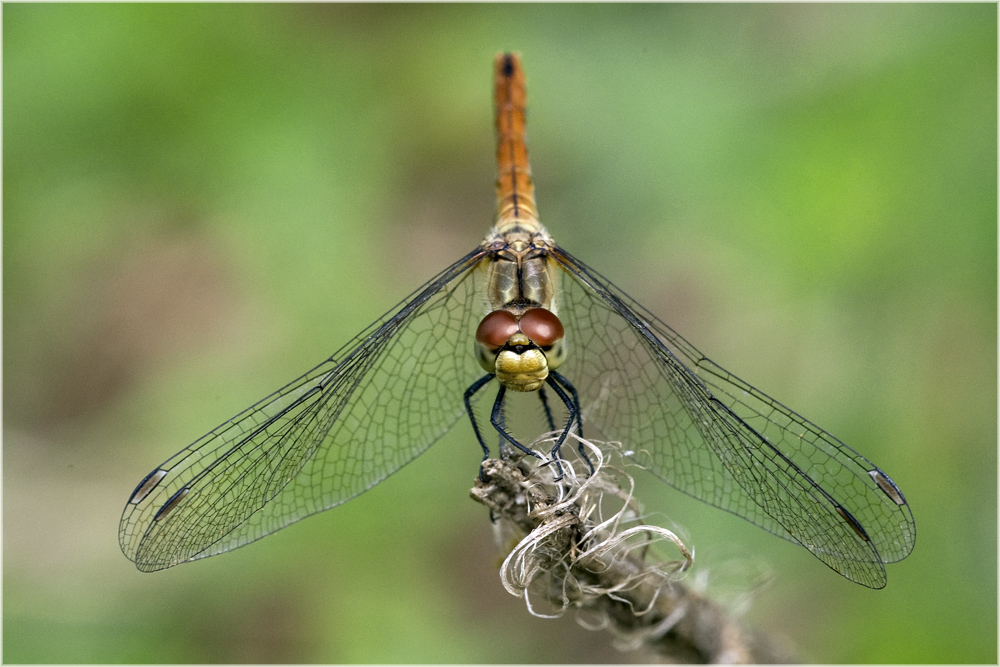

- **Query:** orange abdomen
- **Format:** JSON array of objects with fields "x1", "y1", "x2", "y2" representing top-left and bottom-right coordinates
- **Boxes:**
[{"x1": 493, "y1": 53, "x2": 540, "y2": 231}]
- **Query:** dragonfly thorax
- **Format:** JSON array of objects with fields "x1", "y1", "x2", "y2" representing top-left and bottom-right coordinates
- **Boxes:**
[{"x1": 475, "y1": 308, "x2": 566, "y2": 392}]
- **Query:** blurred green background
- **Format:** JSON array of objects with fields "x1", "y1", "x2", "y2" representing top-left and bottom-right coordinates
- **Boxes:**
[{"x1": 4, "y1": 4, "x2": 995, "y2": 663}]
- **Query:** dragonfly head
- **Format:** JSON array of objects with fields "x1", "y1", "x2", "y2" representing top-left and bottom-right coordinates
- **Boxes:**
[{"x1": 475, "y1": 308, "x2": 566, "y2": 392}]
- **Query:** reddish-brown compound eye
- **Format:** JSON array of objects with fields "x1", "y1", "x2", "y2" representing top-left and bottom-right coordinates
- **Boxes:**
[
  {"x1": 475, "y1": 310, "x2": 519, "y2": 350},
  {"x1": 518, "y1": 308, "x2": 564, "y2": 348}
]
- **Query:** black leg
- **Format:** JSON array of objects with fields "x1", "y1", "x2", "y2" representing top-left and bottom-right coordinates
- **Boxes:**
[
  {"x1": 494, "y1": 394, "x2": 510, "y2": 459},
  {"x1": 464, "y1": 373, "x2": 496, "y2": 463},
  {"x1": 468, "y1": 371, "x2": 593, "y2": 482},
  {"x1": 549, "y1": 371, "x2": 583, "y2": 437},
  {"x1": 537, "y1": 387, "x2": 557, "y2": 432},
  {"x1": 549, "y1": 371, "x2": 595, "y2": 475},
  {"x1": 542, "y1": 377, "x2": 577, "y2": 479},
  {"x1": 490, "y1": 385, "x2": 543, "y2": 460}
]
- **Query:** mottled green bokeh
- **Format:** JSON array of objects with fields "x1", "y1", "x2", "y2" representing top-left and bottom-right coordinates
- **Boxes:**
[{"x1": 5, "y1": 4, "x2": 995, "y2": 663}]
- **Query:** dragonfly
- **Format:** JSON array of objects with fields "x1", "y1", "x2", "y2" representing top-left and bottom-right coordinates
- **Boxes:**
[{"x1": 120, "y1": 53, "x2": 915, "y2": 589}]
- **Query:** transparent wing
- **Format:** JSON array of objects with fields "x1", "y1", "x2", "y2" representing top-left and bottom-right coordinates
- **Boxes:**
[
  {"x1": 551, "y1": 246, "x2": 915, "y2": 589},
  {"x1": 119, "y1": 248, "x2": 488, "y2": 571}
]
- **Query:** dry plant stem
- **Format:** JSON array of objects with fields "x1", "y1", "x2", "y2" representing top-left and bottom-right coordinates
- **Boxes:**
[{"x1": 470, "y1": 455, "x2": 788, "y2": 664}]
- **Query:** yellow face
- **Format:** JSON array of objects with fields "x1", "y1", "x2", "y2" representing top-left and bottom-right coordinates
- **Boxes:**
[
  {"x1": 494, "y1": 333, "x2": 548, "y2": 392},
  {"x1": 474, "y1": 308, "x2": 566, "y2": 392}
]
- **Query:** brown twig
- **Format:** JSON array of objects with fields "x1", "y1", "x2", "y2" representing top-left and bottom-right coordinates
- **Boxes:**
[{"x1": 469, "y1": 439, "x2": 790, "y2": 664}]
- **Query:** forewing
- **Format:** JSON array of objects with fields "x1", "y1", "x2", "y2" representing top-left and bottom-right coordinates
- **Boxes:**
[
  {"x1": 119, "y1": 248, "x2": 487, "y2": 571},
  {"x1": 551, "y1": 246, "x2": 915, "y2": 588}
]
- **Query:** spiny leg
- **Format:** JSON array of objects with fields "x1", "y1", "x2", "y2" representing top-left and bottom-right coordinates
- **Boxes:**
[
  {"x1": 489, "y1": 385, "x2": 544, "y2": 461},
  {"x1": 472, "y1": 373, "x2": 589, "y2": 482},
  {"x1": 549, "y1": 371, "x2": 583, "y2": 437},
  {"x1": 549, "y1": 371, "x2": 594, "y2": 475},
  {"x1": 541, "y1": 375, "x2": 580, "y2": 480},
  {"x1": 464, "y1": 373, "x2": 497, "y2": 472},
  {"x1": 495, "y1": 394, "x2": 513, "y2": 459},
  {"x1": 537, "y1": 386, "x2": 558, "y2": 431}
]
